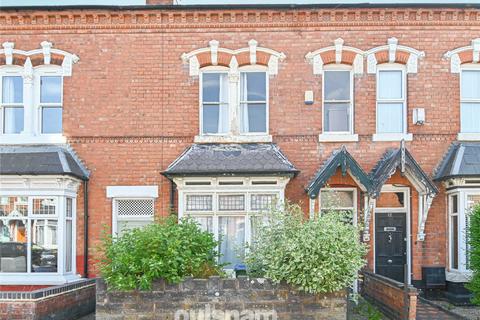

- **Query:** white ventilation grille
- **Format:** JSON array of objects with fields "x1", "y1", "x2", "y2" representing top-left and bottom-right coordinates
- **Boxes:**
[{"x1": 116, "y1": 199, "x2": 154, "y2": 217}]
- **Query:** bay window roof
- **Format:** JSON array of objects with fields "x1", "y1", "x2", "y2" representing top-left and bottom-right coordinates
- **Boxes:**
[
  {"x1": 163, "y1": 143, "x2": 298, "y2": 177},
  {"x1": 0, "y1": 145, "x2": 89, "y2": 180},
  {"x1": 435, "y1": 142, "x2": 480, "y2": 181}
]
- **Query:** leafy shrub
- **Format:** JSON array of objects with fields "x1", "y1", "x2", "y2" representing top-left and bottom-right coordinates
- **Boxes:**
[
  {"x1": 467, "y1": 204, "x2": 480, "y2": 305},
  {"x1": 246, "y1": 203, "x2": 367, "y2": 294},
  {"x1": 98, "y1": 216, "x2": 220, "y2": 290}
]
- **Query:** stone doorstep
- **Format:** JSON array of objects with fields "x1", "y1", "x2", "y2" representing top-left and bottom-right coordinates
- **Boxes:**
[
  {"x1": 0, "y1": 278, "x2": 96, "y2": 301},
  {"x1": 419, "y1": 297, "x2": 470, "y2": 320}
]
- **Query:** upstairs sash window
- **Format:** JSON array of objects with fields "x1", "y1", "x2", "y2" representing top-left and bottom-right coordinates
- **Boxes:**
[
  {"x1": 377, "y1": 69, "x2": 405, "y2": 134},
  {"x1": 1, "y1": 76, "x2": 24, "y2": 134},
  {"x1": 460, "y1": 70, "x2": 480, "y2": 133},
  {"x1": 40, "y1": 76, "x2": 63, "y2": 134},
  {"x1": 323, "y1": 70, "x2": 352, "y2": 133},
  {"x1": 240, "y1": 72, "x2": 267, "y2": 134},
  {"x1": 201, "y1": 72, "x2": 229, "y2": 134}
]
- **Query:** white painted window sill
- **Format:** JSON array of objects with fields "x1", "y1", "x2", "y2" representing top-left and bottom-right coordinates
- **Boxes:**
[
  {"x1": 0, "y1": 273, "x2": 81, "y2": 285},
  {"x1": 318, "y1": 133, "x2": 359, "y2": 142},
  {"x1": 194, "y1": 134, "x2": 273, "y2": 144},
  {"x1": 372, "y1": 133, "x2": 413, "y2": 142},
  {"x1": 457, "y1": 133, "x2": 480, "y2": 141},
  {"x1": 446, "y1": 270, "x2": 472, "y2": 283},
  {"x1": 0, "y1": 134, "x2": 66, "y2": 145}
]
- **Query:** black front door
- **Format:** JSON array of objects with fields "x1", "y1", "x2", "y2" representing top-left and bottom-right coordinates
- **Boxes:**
[{"x1": 375, "y1": 212, "x2": 407, "y2": 283}]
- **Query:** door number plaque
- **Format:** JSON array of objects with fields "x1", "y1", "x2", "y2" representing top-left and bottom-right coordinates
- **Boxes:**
[{"x1": 384, "y1": 227, "x2": 397, "y2": 232}]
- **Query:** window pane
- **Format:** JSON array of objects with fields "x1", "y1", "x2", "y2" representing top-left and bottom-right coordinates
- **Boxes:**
[
  {"x1": 0, "y1": 196, "x2": 28, "y2": 217},
  {"x1": 2, "y1": 76, "x2": 23, "y2": 104},
  {"x1": 461, "y1": 71, "x2": 480, "y2": 100},
  {"x1": 241, "y1": 103, "x2": 266, "y2": 133},
  {"x1": 0, "y1": 219, "x2": 27, "y2": 273},
  {"x1": 191, "y1": 216, "x2": 213, "y2": 233},
  {"x1": 117, "y1": 220, "x2": 152, "y2": 237},
  {"x1": 65, "y1": 220, "x2": 72, "y2": 272},
  {"x1": 452, "y1": 215, "x2": 458, "y2": 269},
  {"x1": 324, "y1": 71, "x2": 350, "y2": 100},
  {"x1": 376, "y1": 192, "x2": 405, "y2": 208},
  {"x1": 219, "y1": 216, "x2": 245, "y2": 269},
  {"x1": 40, "y1": 76, "x2": 62, "y2": 104},
  {"x1": 452, "y1": 195, "x2": 458, "y2": 214},
  {"x1": 461, "y1": 103, "x2": 480, "y2": 133},
  {"x1": 377, "y1": 103, "x2": 404, "y2": 133},
  {"x1": 66, "y1": 198, "x2": 73, "y2": 218},
  {"x1": 324, "y1": 103, "x2": 350, "y2": 132},
  {"x1": 320, "y1": 190, "x2": 354, "y2": 209},
  {"x1": 241, "y1": 72, "x2": 266, "y2": 101},
  {"x1": 3, "y1": 107, "x2": 24, "y2": 134},
  {"x1": 31, "y1": 219, "x2": 57, "y2": 273},
  {"x1": 186, "y1": 195, "x2": 212, "y2": 211},
  {"x1": 33, "y1": 198, "x2": 56, "y2": 215},
  {"x1": 202, "y1": 73, "x2": 228, "y2": 103},
  {"x1": 218, "y1": 195, "x2": 245, "y2": 211},
  {"x1": 202, "y1": 104, "x2": 228, "y2": 134},
  {"x1": 251, "y1": 194, "x2": 276, "y2": 211},
  {"x1": 378, "y1": 70, "x2": 402, "y2": 99},
  {"x1": 42, "y1": 107, "x2": 62, "y2": 134}
]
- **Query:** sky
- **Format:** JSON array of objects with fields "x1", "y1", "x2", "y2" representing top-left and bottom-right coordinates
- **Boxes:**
[{"x1": 0, "y1": 0, "x2": 478, "y2": 7}]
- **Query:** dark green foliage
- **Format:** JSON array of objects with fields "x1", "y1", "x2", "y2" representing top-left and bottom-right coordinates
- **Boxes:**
[
  {"x1": 98, "y1": 216, "x2": 221, "y2": 290},
  {"x1": 467, "y1": 204, "x2": 480, "y2": 305}
]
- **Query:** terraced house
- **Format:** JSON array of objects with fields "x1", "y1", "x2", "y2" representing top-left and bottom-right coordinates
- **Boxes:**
[{"x1": 1, "y1": 0, "x2": 480, "y2": 313}]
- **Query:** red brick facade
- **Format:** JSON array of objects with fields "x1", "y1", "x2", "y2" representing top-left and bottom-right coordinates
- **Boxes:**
[{"x1": 1, "y1": 4, "x2": 479, "y2": 283}]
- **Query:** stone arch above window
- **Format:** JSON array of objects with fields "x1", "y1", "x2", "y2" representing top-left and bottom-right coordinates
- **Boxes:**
[
  {"x1": 365, "y1": 37, "x2": 425, "y2": 74},
  {"x1": 181, "y1": 39, "x2": 286, "y2": 77},
  {"x1": 305, "y1": 38, "x2": 365, "y2": 75},
  {"x1": 1, "y1": 41, "x2": 79, "y2": 77},
  {"x1": 444, "y1": 38, "x2": 480, "y2": 74}
]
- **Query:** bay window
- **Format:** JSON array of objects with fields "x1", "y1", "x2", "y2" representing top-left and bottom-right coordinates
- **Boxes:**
[
  {"x1": 179, "y1": 178, "x2": 284, "y2": 270},
  {"x1": 1, "y1": 75, "x2": 24, "y2": 134},
  {"x1": 0, "y1": 195, "x2": 75, "y2": 277},
  {"x1": 201, "y1": 72, "x2": 229, "y2": 134},
  {"x1": 240, "y1": 71, "x2": 268, "y2": 134},
  {"x1": 323, "y1": 70, "x2": 353, "y2": 134},
  {"x1": 460, "y1": 69, "x2": 480, "y2": 134}
]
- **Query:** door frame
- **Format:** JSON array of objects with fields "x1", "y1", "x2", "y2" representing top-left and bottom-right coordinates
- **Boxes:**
[{"x1": 373, "y1": 185, "x2": 411, "y2": 284}]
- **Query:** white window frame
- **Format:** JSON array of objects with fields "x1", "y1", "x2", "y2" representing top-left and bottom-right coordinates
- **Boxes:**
[
  {"x1": 35, "y1": 67, "x2": 64, "y2": 135},
  {"x1": 175, "y1": 176, "x2": 289, "y2": 272},
  {"x1": 449, "y1": 193, "x2": 460, "y2": 271},
  {"x1": 318, "y1": 187, "x2": 358, "y2": 225},
  {"x1": 446, "y1": 188, "x2": 480, "y2": 282},
  {"x1": 373, "y1": 64, "x2": 412, "y2": 142},
  {"x1": 0, "y1": 67, "x2": 25, "y2": 135},
  {"x1": 199, "y1": 67, "x2": 230, "y2": 136},
  {"x1": 0, "y1": 175, "x2": 79, "y2": 285},
  {"x1": 0, "y1": 64, "x2": 67, "y2": 144},
  {"x1": 195, "y1": 65, "x2": 272, "y2": 144},
  {"x1": 239, "y1": 66, "x2": 269, "y2": 136},
  {"x1": 458, "y1": 64, "x2": 480, "y2": 141},
  {"x1": 319, "y1": 65, "x2": 358, "y2": 142},
  {"x1": 106, "y1": 186, "x2": 158, "y2": 236}
]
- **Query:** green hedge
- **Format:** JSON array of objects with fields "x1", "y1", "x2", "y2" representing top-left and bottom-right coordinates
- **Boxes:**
[
  {"x1": 98, "y1": 216, "x2": 220, "y2": 290},
  {"x1": 467, "y1": 204, "x2": 480, "y2": 305}
]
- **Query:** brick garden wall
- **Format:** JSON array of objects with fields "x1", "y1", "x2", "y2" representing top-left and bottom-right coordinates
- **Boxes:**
[
  {"x1": 0, "y1": 279, "x2": 96, "y2": 320},
  {"x1": 96, "y1": 277, "x2": 347, "y2": 319},
  {"x1": 362, "y1": 271, "x2": 418, "y2": 320},
  {"x1": 1, "y1": 6, "x2": 478, "y2": 279}
]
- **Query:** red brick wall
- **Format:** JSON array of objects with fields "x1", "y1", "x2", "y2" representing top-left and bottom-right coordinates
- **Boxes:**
[{"x1": 0, "y1": 6, "x2": 477, "y2": 279}]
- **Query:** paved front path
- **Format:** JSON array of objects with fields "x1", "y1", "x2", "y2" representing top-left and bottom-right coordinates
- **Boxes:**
[{"x1": 417, "y1": 301, "x2": 461, "y2": 320}]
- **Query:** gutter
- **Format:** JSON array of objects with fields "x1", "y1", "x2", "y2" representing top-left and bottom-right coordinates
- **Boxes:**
[
  {"x1": 83, "y1": 180, "x2": 89, "y2": 278},
  {"x1": 1, "y1": 3, "x2": 480, "y2": 11}
]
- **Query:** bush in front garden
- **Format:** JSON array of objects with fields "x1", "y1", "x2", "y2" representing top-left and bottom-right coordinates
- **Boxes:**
[
  {"x1": 98, "y1": 216, "x2": 220, "y2": 290},
  {"x1": 467, "y1": 204, "x2": 480, "y2": 305},
  {"x1": 246, "y1": 203, "x2": 367, "y2": 294}
]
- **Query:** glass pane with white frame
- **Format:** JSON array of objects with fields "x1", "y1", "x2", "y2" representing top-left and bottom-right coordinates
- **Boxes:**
[
  {"x1": 40, "y1": 76, "x2": 63, "y2": 134},
  {"x1": 323, "y1": 71, "x2": 351, "y2": 133},
  {"x1": 460, "y1": 70, "x2": 480, "y2": 133},
  {"x1": 320, "y1": 190, "x2": 355, "y2": 215},
  {"x1": 240, "y1": 72, "x2": 267, "y2": 133},
  {"x1": 2, "y1": 76, "x2": 24, "y2": 134},
  {"x1": 377, "y1": 70, "x2": 404, "y2": 134},
  {"x1": 202, "y1": 73, "x2": 229, "y2": 134},
  {"x1": 31, "y1": 219, "x2": 58, "y2": 272},
  {"x1": 450, "y1": 194, "x2": 459, "y2": 270},
  {"x1": 218, "y1": 216, "x2": 245, "y2": 269},
  {"x1": 461, "y1": 71, "x2": 480, "y2": 100}
]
